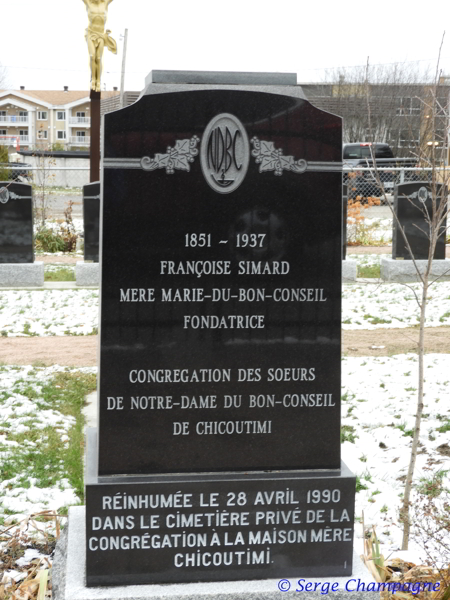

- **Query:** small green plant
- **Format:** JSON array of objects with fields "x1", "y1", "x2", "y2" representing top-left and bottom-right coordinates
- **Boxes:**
[
  {"x1": 362, "y1": 470, "x2": 373, "y2": 482},
  {"x1": 356, "y1": 476, "x2": 369, "y2": 492},
  {"x1": 22, "y1": 323, "x2": 37, "y2": 336},
  {"x1": 417, "y1": 470, "x2": 449, "y2": 499},
  {"x1": 395, "y1": 423, "x2": 414, "y2": 438},
  {"x1": 341, "y1": 425, "x2": 358, "y2": 443},
  {"x1": 437, "y1": 421, "x2": 450, "y2": 433}
]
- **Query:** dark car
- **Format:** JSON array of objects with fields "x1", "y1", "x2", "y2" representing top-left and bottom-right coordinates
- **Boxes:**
[
  {"x1": 343, "y1": 143, "x2": 416, "y2": 200},
  {"x1": 343, "y1": 143, "x2": 394, "y2": 167},
  {"x1": 0, "y1": 162, "x2": 33, "y2": 182}
]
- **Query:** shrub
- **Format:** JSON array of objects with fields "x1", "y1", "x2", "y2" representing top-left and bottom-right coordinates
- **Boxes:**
[
  {"x1": 35, "y1": 228, "x2": 66, "y2": 253},
  {"x1": 0, "y1": 146, "x2": 11, "y2": 180}
]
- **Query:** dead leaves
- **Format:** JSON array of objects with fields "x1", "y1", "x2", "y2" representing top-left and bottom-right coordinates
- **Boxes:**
[
  {"x1": 0, "y1": 511, "x2": 63, "y2": 600},
  {"x1": 361, "y1": 518, "x2": 450, "y2": 599}
]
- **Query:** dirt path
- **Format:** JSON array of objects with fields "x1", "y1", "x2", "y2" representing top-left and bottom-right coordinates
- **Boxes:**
[{"x1": 1, "y1": 328, "x2": 449, "y2": 366}]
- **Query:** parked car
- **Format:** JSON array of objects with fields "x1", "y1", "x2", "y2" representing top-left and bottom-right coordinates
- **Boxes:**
[
  {"x1": 343, "y1": 143, "x2": 394, "y2": 168},
  {"x1": 343, "y1": 143, "x2": 417, "y2": 200}
]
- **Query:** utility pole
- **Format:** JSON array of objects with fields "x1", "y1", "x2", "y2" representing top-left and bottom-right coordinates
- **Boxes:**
[{"x1": 120, "y1": 29, "x2": 128, "y2": 108}]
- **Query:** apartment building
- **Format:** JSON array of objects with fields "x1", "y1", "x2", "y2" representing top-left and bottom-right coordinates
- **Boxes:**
[{"x1": 0, "y1": 87, "x2": 119, "y2": 152}]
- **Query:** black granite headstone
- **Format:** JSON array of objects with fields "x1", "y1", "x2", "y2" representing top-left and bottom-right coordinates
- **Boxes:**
[
  {"x1": 82, "y1": 182, "x2": 100, "y2": 262},
  {"x1": 85, "y1": 71, "x2": 355, "y2": 586},
  {"x1": 393, "y1": 182, "x2": 447, "y2": 260},
  {"x1": 0, "y1": 182, "x2": 34, "y2": 263}
]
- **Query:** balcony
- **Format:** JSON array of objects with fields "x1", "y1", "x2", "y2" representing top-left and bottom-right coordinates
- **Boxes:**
[
  {"x1": 69, "y1": 136, "x2": 90, "y2": 145},
  {"x1": 69, "y1": 117, "x2": 91, "y2": 126},
  {"x1": 0, "y1": 135, "x2": 28, "y2": 146},
  {"x1": 0, "y1": 115, "x2": 29, "y2": 125}
]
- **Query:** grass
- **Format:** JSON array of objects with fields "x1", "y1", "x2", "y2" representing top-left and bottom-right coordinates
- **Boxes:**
[
  {"x1": 358, "y1": 264, "x2": 381, "y2": 278},
  {"x1": 0, "y1": 370, "x2": 96, "y2": 507},
  {"x1": 363, "y1": 314, "x2": 392, "y2": 325},
  {"x1": 44, "y1": 267, "x2": 75, "y2": 282}
]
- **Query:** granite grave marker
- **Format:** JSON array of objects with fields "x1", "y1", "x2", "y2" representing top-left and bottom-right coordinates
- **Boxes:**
[
  {"x1": 393, "y1": 182, "x2": 447, "y2": 260},
  {"x1": 85, "y1": 70, "x2": 355, "y2": 586},
  {"x1": 82, "y1": 181, "x2": 100, "y2": 262},
  {"x1": 0, "y1": 182, "x2": 34, "y2": 263}
]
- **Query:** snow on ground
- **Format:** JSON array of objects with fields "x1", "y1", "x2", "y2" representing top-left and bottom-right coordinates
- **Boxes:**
[
  {"x1": 0, "y1": 290, "x2": 98, "y2": 336},
  {"x1": 1, "y1": 281, "x2": 450, "y2": 336},
  {"x1": 0, "y1": 366, "x2": 95, "y2": 533},
  {"x1": 343, "y1": 281, "x2": 450, "y2": 329},
  {"x1": 342, "y1": 353, "x2": 450, "y2": 559}
]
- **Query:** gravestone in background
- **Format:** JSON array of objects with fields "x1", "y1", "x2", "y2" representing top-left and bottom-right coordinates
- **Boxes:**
[
  {"x1": 393, "y1": 182, "x2": 447, "y2": 260},
  {"x1": 343, "y1": 183, "x2": 348, "y2": 260},
  {"x1": 85, "y1": 70, "x2": 355, "y2": 586},
  {"x1": 82, "y1": 182, "x2": 100, "y2": 262},
  {"x1": 0, "y1": 182, "x2": 34, "y2": 263}
]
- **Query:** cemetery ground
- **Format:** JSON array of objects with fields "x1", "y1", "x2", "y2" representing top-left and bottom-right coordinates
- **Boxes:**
[{"x1": 1, "y1": 211, "x2": 449, "y2": 596}]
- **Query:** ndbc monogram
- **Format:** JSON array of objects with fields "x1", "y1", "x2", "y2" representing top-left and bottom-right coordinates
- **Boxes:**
[
  {"x1": 200, "y1": 113, "x2": 250, "y2": 194},
  {"x1": 207, "y1": 126, "x2": 242, "y2": 184}
]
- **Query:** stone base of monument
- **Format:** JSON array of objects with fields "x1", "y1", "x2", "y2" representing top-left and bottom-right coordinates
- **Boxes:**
[
  {"x1": 81, "y1": 429, "x2": 358, "y2": 587},
  {"x1": 342, "y1": 259, "x2": 357, "y2": 282},
  {"x1": 76, "y1": 262, "x2": 99, "y2": 286},
  {"x1": 54, "y1": 506, "x2": 372, "y2": 600},
  {"x1": 381, "y1": 257, "x2": 450, "y2": 282},
  {"x1": 0, "y1": 262, "x2": 44, "y2": 287}
]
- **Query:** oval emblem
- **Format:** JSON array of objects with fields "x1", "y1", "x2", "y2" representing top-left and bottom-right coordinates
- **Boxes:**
[
  {"x1": 200, "y1": 113, "x2": 249, "y2": 194},
  {"x1": 418, "y1": 186, "x2": 428, "y2": 203}
]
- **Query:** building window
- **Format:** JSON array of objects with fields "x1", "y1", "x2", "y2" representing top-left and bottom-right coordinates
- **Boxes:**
[
  {"x1": 76, "y1": 112, "x2": 86, "y2": 118},
  {"x1": 76, "y1": 131, "x2": 86, "y2": 138},
  {"x1": 396, "y1": 97, "x2": 421, "y2": 116},
  {"x1": 19, "y1": 130, "x2": 27, "y2": 136},
  {"x1": 37, "y1": 111, "x2": 48, "y2": 120},
  {"x1": 57, "y1": 111, "x2": 66, "y2": 121},
  {"x1": 19, "y1": 111, "x2": 28, "y2": 117},
  {"x1": 57, "y1": 131, "x2": 66, "y2": 140},
  {"x1": 37, "y1": 130, "x2": 48, "y2": 139},
  {"x1": 0, "y1": 129, "x2": 7, "y2": 136}
]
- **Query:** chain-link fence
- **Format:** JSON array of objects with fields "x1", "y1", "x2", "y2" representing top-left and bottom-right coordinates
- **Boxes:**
[
  {"x1": 344, "y1": 167, "x2": 441, "y2": 204},
  {"x1": 1, "y1": 164, "x2": 446, "y2": 205},
  {"x1": 0, "y1": 164, "x2": 89, "y2": 191}
]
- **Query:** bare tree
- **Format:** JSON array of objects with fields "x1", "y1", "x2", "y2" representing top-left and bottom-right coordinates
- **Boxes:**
[
  {"x1": 33, "y1": 143, "x2": 56, "y2": 230},
  {"x1": 365, "y1": 45, "x2": 450, "y2": 550},
  {"x1": 305, "y1": 62, "x2": 439, "y2": 157}
]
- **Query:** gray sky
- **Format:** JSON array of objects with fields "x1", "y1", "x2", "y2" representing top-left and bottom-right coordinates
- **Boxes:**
[{"x1": 1, "y1": 0, "x2": 449, "y2": 92}]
